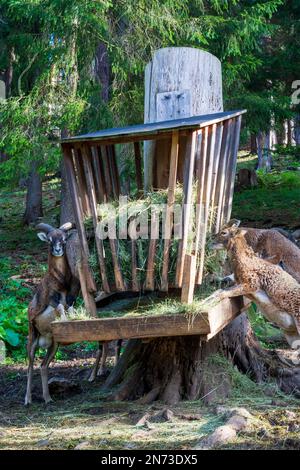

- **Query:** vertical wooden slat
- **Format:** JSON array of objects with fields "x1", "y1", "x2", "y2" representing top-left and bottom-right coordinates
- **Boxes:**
[
  {"x1": 100, "y1": 145, "x2": 113, "y2": 199},
  {"x1": 161, "y1": 131, "x2": 179, "y2": 292},
  {"x1": 73, "y1": 147, "x2": 91, "y2": 216},
  {"x1": 83, "y1": 145, "x2": 125, "y2": 292},
  {"x1": 81, "y1": 145, "x2": 110, "y2": 293},
  {"x1": 134, "y1": 141, "x2": 143, "y2": 193},
  {"x1": 111, "y1": 144, "x2": 121, "y2": 196},
  {"x1": 131, "y1": 237, "x2": 139, "y2": 292},
  {"x1": 222, "y1": 115, "x2": 242, "y2": 224},
  {"x1": 175, "y1": 131, "x2": 197, "y2": 287},
  {"x1": 108, "y1": 145, "x2": 120, "y2": 199},
  {"x1": 214, "y1": 119, "x2": 233, "y2": 233},
  {"x1": 91, "y1": 146, "x2": 105, "y2": 203},
  {"x1": 208, "y1": 123, "x2": 224, "y2": 232},
  {"x1": 145, "y1": 207, "x2": 159, "y2": 291},
  {"x1": 62, "y1": 144, "x2": 97, "y2": 316},
  {"x1": 96, "y1": 146, "x2": 108, "y2": 203},
  {"x1": 196, "y1": 124, "x2": 217, "y2": 286}
]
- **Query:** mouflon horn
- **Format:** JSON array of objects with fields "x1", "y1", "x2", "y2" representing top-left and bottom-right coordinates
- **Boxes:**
[
  {"x1": 59, "y1": 222, "x2": 75, "y2": 232},
  {"x1": 36, "y1": 223, "x2": 55, "y2": 233}
]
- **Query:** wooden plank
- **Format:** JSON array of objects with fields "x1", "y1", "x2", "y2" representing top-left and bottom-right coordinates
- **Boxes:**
[
  {"x1": 214, "y1": 119, "x2": 233, "y2": 233},
  {"x1": 196, "y1": 123, "x2": 217, "y2": 285},
  {"x1": 131, "y1": 238, "x2": 139, "y2": 292},
  {"x1": 61, "y1": 110, "x2": 246, "y2": 144},
  {"x1": 91, "y1": 146, "x2": 105, "y2": 203},
  {"x1": 161, "y1": 131, "x2": 179, "y2": 291},
  {"x1": 96, "y1": 146, "x2": 108, "y2": 202},
  {"x1": 81, "y1": 145, "x2": 110, "y2": 293},
  {"x1": 190, "y1": 128, "x2": 208, "y2": 289},
  {"x1": 206, "y1": 295, "x2": 251, "y2": 340},
  {"x1": 51, "y1": 296, "x2": 250, "y2": 343},
  {"x1": 208, "y1": 122, "x2": 224, "y2": 232},
  {"x1": 222, "y1": 115, "x2": 242, "y2": 224},
  {"x1": 85, "y1": 145, "x2": 125, "y2": 292},
  {"x1": 100, "y1": 145, "x2": 113, "y2": 199},
  {"x1": 175, "y1": 131, "x2": 197, "y2": 287},
  {"x1": 62, "y1": 144, "x2": 97, "y2": 315},
  {"x1": 73, "y1": 148, "x2": 91, "y2": 216},
  {"x1": 180, "y1": 254, "x2": 197, "y2": 304},
  {"x1": 134, "y1": 141, "x2": 143, "y2": 193},
  {"x1": 107, "y1": 145, "x2": 120, "y2": 199},
  {"x1": 145, "y1": 208, "x2": 159, "y2": 291},
  {"x1": 156, "y1": 90, "x2": 191, "y2": 121},
  {"x1": 63, "y1": 145, "x2": 90, "y2": 259}
]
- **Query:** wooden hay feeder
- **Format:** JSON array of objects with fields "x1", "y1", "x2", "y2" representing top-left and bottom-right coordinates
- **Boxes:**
[{"x1": 55, "y1": 109, "x2": 247, "y2": 343}]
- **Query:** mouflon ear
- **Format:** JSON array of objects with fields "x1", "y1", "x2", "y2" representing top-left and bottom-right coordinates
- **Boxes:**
[{"x1": 37, "y1": 232, "x2": 48, "y2": 242}]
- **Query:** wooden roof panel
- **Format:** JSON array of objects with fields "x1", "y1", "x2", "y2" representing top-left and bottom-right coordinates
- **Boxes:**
[{"x1": 61, "y1": 110, "x2": 246, "y2": 144}]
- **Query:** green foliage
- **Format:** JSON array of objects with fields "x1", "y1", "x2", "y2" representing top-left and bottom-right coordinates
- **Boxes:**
[
  {"x1": 256, "y1": 170, "x2": 300, "y2": 189},
  {"x1": 0, "y1": 0, "x2": 294, "y2": 194},
  {"x1": 0, "y1": 257, "x2": 29, "y2": 354}
]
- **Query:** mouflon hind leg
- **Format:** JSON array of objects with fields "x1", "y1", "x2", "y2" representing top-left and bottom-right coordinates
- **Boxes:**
[
  {"x1": 114, "y1": 339, "x2": 122, "y2": 366},
  {"x1": 88, "y1": 342, "x2": 102, "y2": 382},
  {"x1": 97, "y1": 342, "x2": 109, "y2": 377}
]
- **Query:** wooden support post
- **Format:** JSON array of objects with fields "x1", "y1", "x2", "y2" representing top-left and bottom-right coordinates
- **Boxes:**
[
  {"x1": 81, "y1": 145, "x2": 110, "y2": 293},
  {"x1": 134, "y1": 141, "x2": 143, "y2": 193},
  {"x1": 62, "y1": 144, "x2": 97, "y2": 316},
  {"x1": 161, "y1": 131, "x2": 179, "y2": 292},
  {"x1": 175, "y1": 131, "x2": 197, "y2": 287}
]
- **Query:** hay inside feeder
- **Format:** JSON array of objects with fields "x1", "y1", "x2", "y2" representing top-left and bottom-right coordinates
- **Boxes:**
[{"x1": 86, "y1": 185, "x2": 226, "y2": 294}]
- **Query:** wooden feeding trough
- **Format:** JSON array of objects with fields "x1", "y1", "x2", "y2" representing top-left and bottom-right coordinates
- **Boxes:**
[
  {"x1": 52, "y1": 295, "x2": 250, "y2": 344},
  {"x1": 55, "y1": 109, "x2": 247, "y2": 346}
]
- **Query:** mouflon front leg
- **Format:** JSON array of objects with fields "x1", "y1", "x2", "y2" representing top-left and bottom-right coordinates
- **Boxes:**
[
  {"x1": 217, "y1": 283, "x2": 257, "y2": 300},
  {"x1": 24, "y1": 324, "x2": 39, "y2": 406},
  {"x1": 40, "y1": 341, "x2": 58, "y2": 404}
]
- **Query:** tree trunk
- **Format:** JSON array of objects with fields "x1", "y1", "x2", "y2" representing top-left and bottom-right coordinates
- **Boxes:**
[
  {"x1": 250, "y1": 134, "x2": 257, "y2": 154},
  {"x1": 92, "y1": 42, "x2": 110, "y2": 102},
  {"x1": 294, "y1": 113, "x2": 300, "y2": 145},
  {"x1": 143, "y1": 48, "x2": 223, "y2": 190},
  {"x1": 256, "y1": 130, "x2": 272, "y2": 171},
  {"x1": 287, "y1": 120, "x2": 295, "y2": 146},
  {"x1": 23, "y1": 163, "x2": 43, "y2": 225},
  {"x1": 103, "y1": 313, "x2": 300, "y2": 404},
  {"x1": 5, "y1": 46, "x2": 15, "y2": 98}
]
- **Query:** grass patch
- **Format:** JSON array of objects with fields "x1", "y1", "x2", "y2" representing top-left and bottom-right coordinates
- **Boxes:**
[
  {"x1": 232, "y1": 183, "x2": 300, "y2": 227},
  {"x1": 205, "y1": 354, "x2": 298, "y2": 408}
]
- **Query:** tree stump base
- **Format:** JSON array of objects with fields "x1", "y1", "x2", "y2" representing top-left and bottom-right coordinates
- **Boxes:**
[{"x1": 102, "y1": 313, "x2": 300, "y2": 404}]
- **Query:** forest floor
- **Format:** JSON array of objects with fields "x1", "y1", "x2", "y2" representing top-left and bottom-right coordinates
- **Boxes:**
[{"x1": 0, "y1": 154, "x2": 300, "y2": 450}]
